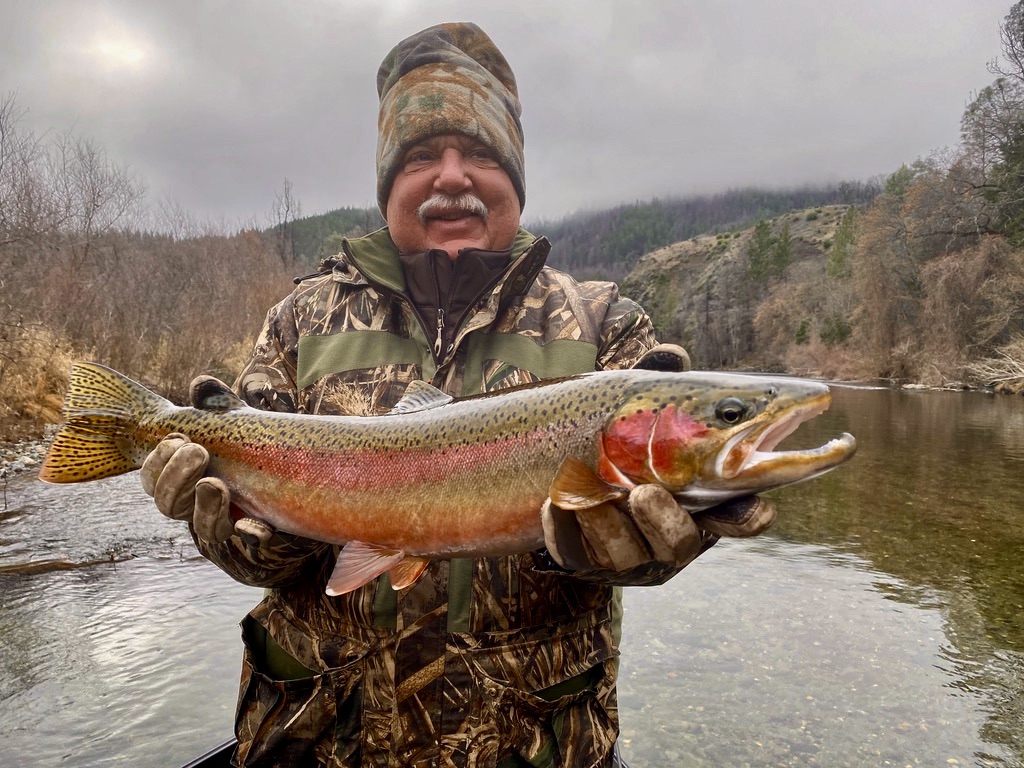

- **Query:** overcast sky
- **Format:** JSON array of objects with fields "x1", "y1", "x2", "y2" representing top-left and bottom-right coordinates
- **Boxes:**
[{"x1": 0, "y1": 0, "x2": 1014, "y2": 228}]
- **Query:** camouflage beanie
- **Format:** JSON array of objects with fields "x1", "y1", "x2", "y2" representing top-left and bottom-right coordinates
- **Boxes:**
[{"x1": 376, "y1": 22, "x2": 526, "y2": 214}]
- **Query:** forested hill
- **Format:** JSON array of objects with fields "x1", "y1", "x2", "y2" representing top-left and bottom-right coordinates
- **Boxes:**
[
  {"x1": 530, "y1": 183, "x2": 880, "y2": 281},
  {"x1": 284, "y1": 206, "x2": 386, "y2": 266},
  {"x1": 283, "y1": 183, "x2": 881, "y2": 278}
]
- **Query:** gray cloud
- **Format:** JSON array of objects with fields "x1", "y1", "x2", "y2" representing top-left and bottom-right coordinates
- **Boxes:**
[{"x1": 0, "y1": 0, "x2": 1011, "y2": 227}]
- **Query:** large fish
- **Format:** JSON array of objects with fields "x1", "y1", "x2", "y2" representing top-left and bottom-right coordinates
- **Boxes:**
[{"x1": 39, "y1": 363, "x2": 855, "y2": 594}]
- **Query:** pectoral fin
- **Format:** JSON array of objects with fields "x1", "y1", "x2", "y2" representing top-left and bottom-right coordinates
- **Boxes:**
[
  {"x1": 326, "y1": 542, "x2": 405, "y2": 596},
  {"x1": 549, "y1": 457, "x2": 628, "y2": 510}
]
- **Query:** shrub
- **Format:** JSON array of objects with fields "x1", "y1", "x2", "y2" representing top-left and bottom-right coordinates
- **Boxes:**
[
  {"x1": 820, "y1": 313, "x2": 852, "y2": 347},
  {"x1": 795, "y1": 318, "x2": 811, "y2": 345}
]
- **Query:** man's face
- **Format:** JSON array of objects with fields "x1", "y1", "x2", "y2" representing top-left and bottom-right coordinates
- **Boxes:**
[{"x1": 386, "y1": 134, "x2": 521, "y2": 259}]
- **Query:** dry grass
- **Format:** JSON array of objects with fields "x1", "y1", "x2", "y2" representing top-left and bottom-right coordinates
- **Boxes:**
[
  {"x1": 0, "y1": 320, "x2": 274, "y2": 442},
  {"x1": 0, "y1": 326, "x2": 76, "y2": 440},
  {"x1": 964, "y1": 335, "x2": 1024, "y2": 392}
]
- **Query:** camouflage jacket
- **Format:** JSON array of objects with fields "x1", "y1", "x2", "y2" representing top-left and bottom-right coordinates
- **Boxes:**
[{"x1": 194, "y1": 227, "x2": 675, "y2": 767}]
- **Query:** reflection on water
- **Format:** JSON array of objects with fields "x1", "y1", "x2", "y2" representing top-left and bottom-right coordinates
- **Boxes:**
[
  {"x1": 1, "y1": 385, "x2": 1023, "y2": 766},
  {"x1": 1, "y1": 560, "x2": 261, "y2": 766},
  {"x1": 619, "y1": 540, "x2": 1013, "y2": 766},
  {"x1": 0, "y1": 475, "x2": 263, "y2": 766}
]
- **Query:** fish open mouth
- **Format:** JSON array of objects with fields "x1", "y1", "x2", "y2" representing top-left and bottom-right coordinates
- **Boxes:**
[{"x1": 678, "y1": 393, "x2": 857, "y2": 510}]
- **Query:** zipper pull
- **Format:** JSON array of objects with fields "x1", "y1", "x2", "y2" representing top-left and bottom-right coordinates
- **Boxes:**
[{"x1": 434, "y1": 308, "x2": 445, "y2": 357}]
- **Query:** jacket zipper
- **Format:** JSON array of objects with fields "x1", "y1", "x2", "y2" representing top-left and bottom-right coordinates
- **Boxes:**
[
  {"x1": 430, "y1": 254, "x2": 463, "y2": 362},
  {"x1": 434, "y1": 308, "x2": 445, "y2": 357},
  {"x1": 433, "y1": 249, "x2": 536, "y2": 370}
]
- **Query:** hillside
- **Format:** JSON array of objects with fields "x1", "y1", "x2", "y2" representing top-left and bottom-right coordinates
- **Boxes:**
[
  {"x1": 284, "y1": 206, "x2": 385, "y2": 264},
  {"x1": 622, "y1": 205, "x2": 853, "y2": 372},
  {"x1": 535, "y1": 186, "x2": 877, "y2": 281}
]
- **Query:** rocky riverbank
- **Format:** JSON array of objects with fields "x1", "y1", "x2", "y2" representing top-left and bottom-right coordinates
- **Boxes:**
[{"x1": 0, "y1": 426, "x2": 55, "y2": 479}]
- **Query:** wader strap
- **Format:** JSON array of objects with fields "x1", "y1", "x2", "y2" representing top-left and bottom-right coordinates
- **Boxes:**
[
  {"x1": 462, "y1": 332, "x2": 598, "y2": 396},
  {"x1": 611, "y1": 586, "x2": 624, "y2": 649},
  {"x1": 372, "y1": 573, "x2": 398, "y2": 629},
  {"x1": 446, "y1": 558, "x2": 475, "y2": 633},
  {"x1": 296, "y1": 331, "x2": 435, "y2": 390}
]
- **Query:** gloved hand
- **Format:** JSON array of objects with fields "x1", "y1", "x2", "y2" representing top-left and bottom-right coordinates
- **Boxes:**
[
  {"x1": 541, "y1": 490, "x2": 776, "y2": 571},
  {"x1": 140, "y1": 374, "x2": 280, "y2": 547},
  {"x1": 632, "y1": 342, "x2": 692, "y2": 372},
  {"x1": 140, "y1": 433, "x2": 237, "y2": 543}
]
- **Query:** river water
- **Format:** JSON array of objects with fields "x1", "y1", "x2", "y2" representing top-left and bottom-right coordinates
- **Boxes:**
[{"x1": 1, "y1": 384, "x2": 1022, "y2": 767}]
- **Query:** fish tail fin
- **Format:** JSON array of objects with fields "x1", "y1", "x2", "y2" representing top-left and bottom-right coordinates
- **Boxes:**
[{"x1": 38, "y1": 362, "x2": 168, "y2": 484}]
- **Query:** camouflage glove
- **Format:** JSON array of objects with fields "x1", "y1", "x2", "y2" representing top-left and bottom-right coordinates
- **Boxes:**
[
  {"x1": 140, "y1": 434, "x2": 236, "y2": 543},
  {"x1": 541, "y1": 491, "x2": 775, "y2": 571}
]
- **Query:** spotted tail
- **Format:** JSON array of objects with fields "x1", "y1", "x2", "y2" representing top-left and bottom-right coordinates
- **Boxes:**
[{"x1": 38, "y1": 362, "x2": 170, "y2": 484}]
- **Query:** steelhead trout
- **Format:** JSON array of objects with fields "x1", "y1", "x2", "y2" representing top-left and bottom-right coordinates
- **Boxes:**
[{"x1": 39, "y1": 363, "x2": 856, "y2": 594}]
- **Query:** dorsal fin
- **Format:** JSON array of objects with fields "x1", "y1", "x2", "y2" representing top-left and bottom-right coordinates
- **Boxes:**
[
  {"x1": 388, "y1": 380, "x2": 454, "y2": 415},
  {"x1": 190, "y1": 375, "x2": 248, "y2": 411}
]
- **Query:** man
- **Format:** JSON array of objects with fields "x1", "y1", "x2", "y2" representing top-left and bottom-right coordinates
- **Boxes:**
[{"x1": 142, "y1": 23, "x2": 773, "y2": 767}]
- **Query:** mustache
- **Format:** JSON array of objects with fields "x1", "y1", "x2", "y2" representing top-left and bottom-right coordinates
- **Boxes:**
[{"x1": 417, "y1": 193, "x2": 489, "y2": 224}]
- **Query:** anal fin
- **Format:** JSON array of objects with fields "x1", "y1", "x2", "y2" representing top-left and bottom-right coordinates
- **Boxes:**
[{"x1": 326, "y1": 542, "x2": 406, "y2": 596}]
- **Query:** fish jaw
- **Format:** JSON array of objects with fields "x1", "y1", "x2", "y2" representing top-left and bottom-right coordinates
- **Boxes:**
[
  {"x1": 715, "y1": 390, "x2": 833, "y2": 479},
  {"x1": 676, "y1": 390, "x2": 857, "y2": 510}
]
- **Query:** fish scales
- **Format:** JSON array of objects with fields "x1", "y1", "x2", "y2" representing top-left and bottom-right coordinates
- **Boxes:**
[
  {"x1": 192, "y1": 376, "x2": 628, "y2": 553},
  {"x1": 38, "y1": 362, "x2": 856, "y2": 594}
]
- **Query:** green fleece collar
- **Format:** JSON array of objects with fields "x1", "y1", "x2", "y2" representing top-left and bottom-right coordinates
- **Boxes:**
[{"x1": 341, "y1": 226, "x2": 541, "y2": 294}]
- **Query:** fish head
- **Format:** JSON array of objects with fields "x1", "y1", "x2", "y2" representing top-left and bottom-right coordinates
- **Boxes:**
[{"x1": 598, "y1": 372, "x2": 856, "y2": 510}]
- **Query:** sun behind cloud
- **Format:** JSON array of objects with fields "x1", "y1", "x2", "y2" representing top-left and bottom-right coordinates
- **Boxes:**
[
  {"x1": 86, "y1": 29, "x2": 153, "y2": 74},
  {"x1": 91, "y1": 37, "x2": 148, "y2": 69}
]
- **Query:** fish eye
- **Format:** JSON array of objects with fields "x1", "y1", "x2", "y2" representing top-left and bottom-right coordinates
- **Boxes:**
[{"x1": 715, "y1": 397, "x2": 750, "y2": 425}]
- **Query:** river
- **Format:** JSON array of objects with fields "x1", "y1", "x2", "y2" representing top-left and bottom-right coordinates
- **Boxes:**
[{"x1": 1, "y1": 384, "x2": 1022, "y2": 767}]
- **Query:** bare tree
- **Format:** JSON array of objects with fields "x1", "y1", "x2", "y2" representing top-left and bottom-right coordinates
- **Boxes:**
[
  {"x1": 0, "y1": 92, "x2": 53, "y2": 248},
  {"x1": 270, "y1": 177, "x2": 301, "y2": 267},
  {"x1": 0, "y1": 93, "x2": 147, "y2": 431},
  {"x1": 990, "y1": 1, "x2": 1024, "y2": 86}
]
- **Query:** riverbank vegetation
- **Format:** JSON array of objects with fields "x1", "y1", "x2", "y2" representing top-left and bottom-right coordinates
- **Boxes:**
[
  {"x1": 5, "y1": 4, "x2": 1024, "y2": 441},
  {"x1": 0, "y1": 93, "x2": 293, "y2": 439}
]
